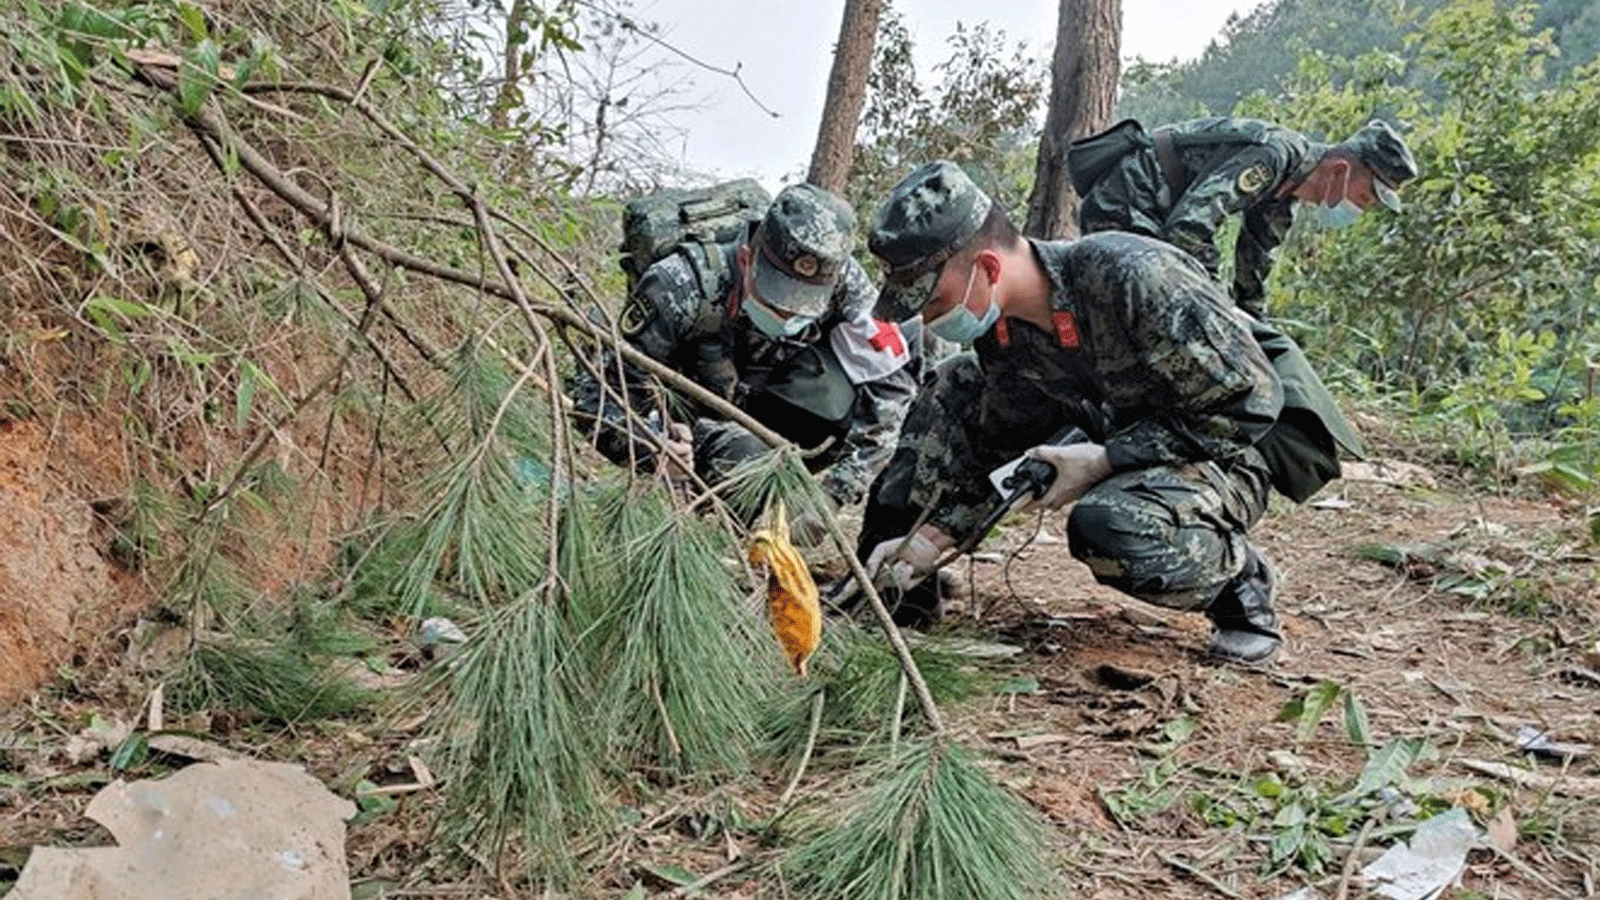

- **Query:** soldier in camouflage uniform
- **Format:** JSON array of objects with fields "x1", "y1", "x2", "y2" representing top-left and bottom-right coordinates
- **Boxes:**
[
  {"x1": 1074, "y1": 118, "x2": 1419, "y2": 319},
  {"x1": 859, "y1": 160, "x2": 1300, "y2": 663},
  {"x1": 570, "y1": 183, "x2": 917, "y2": 532}
]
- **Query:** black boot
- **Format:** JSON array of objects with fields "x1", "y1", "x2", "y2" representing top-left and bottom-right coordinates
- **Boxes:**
[{"x1": 1205, "y1": 548, "x2": 1281, "y2": 664}]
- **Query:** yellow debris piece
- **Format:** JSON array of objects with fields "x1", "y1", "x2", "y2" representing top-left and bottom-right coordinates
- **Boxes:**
[{"x1": 747, "y1": 503, "x2": 823, "y2": 678}]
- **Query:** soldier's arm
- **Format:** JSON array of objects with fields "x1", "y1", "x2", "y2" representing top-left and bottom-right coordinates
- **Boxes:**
[
  {"x1": 1163, "y1": 144, "x2": 1291, "y2": 275},
  {"x1": 924, "y1": 357, "x2": 1075, "y2": 541},
  {"x1": 1231, "y1": 199, "x2": 1293, "y2": 318},
  {"x1": 569, "y1": 258, "x2": 699, "y2": 465},
  {"x1": 1087, "y1": 240, "x2": 1283, "y2": 471}
]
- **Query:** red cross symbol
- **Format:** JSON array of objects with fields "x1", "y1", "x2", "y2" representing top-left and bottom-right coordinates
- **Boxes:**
[{"x1": 867, "y1": 320, "x2": 906, "y2": 356}]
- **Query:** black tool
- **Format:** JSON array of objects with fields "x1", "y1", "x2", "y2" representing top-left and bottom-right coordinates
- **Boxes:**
[{"x1": 955, "y1": 426, "x2": 1088, "y2": 556}]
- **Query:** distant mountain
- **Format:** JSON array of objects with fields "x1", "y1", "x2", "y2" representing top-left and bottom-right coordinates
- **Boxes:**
[{"x1": 1116, "y1": 0, "x2": 1599, "y2": 124}]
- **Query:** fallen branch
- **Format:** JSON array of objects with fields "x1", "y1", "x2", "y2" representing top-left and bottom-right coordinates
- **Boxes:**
[{"x1": 1454, "y1": 758, "x2": 1600, "y2": 798}]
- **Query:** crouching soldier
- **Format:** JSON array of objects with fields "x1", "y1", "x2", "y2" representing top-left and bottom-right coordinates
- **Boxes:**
[
  {"x1": 854, "y1": 160, "x2": 1360, "y2": 664},
  {"x1": 570, "y1": 183, "x2": 918, "y2": 538}
]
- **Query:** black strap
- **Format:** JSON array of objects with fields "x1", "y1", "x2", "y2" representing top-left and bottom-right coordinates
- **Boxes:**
[
  {"x1": 1152, "y1": 131, "x2": 1186, "y2": 196},
  {"x1": 1152, "y1": 128, "x2": 1265, "y2": 196}
]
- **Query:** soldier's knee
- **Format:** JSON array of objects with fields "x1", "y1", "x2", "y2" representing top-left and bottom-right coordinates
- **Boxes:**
[{"x1": 1067, "y1": 496, "x2": 1160, "y2": 562}]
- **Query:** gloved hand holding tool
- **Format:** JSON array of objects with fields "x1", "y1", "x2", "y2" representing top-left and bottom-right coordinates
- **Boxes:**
[
  {"x1": 864, "y1": 529, "x2": 943, "y2": 592},
  {"x1": 1017, "y1": 441, "x2": 1111, "y2": 511},
  {"x1": 853, "y1": 425, "x2": 1100, "y2": 601}
]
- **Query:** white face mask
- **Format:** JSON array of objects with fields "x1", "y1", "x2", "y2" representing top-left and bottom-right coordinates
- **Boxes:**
[
  {"x1": 925, "y1": 264, "x2": 999, "y2": 344},
  {"x1": 745, "y1": 296, "x2": 814, "y2": 339}
]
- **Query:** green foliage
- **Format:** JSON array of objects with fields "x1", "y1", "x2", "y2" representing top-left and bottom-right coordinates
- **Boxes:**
[
  {"x1": 582, "y1": 486, "x2": 777, "y2": 775},
  {"x1": 780, "y1": 738, "x2": 1056, "y2": 900},
  {"x1": 849, "y1": 6, "x2": 1044, "y2": 231},
  {"x1": 432, "y1": 590, "x2": 611, "y2": 884},
  {"x1": 765, "y1": 622, "x2": 991, "y2": 767},
  {"x1": 1235, "y1": 0, "x2": 1600, "y2": 485},
  {"x1": 1099, "y1": 716, "x2": 1199, "y2": 825},
  {"x1": 170, "y1": 642, "x2": 374, "y2": 724}
]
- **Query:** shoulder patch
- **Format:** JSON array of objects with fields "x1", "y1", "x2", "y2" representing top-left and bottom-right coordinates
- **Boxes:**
[
  {"x1": 829, "y1": 317, "x2": 910, "y2": 385},
  {"x1": 619, "y1": 294, "x2": 654, "y2": 337},
  {"x1": 1237, "y1": 162, "x2": 1272, "y2": 195}
]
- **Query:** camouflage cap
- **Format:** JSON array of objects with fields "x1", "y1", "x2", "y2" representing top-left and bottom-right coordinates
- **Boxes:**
[
  {"x1": 867, "y1": 160, "x2": 993, "y2": 322},
  {"x1": 1338, "y1": 120, "x2": 1418, "y2": 211},
  {"x1": 751, "y1": 183, "x2": 856, "y2": 318}
]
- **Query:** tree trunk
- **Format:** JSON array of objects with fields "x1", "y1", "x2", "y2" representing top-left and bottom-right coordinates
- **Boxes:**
[
  {"x1": 807, "y1": 0, "x2": 882, "y2": 191},
  {"x1": 1025, "y1": 0, "x2": 1121, "y2": 239},
  {"x1": 492, "y1": 0, "x2": 530, "y2": 130}
]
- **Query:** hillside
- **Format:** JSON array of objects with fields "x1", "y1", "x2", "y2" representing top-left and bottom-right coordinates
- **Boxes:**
[
  {"x1": 4, "y1": 0, "x2": 1600, "y2": 898},
  {"x1": 3, "y1": 443, "x2": 1598, "y2": 897}
]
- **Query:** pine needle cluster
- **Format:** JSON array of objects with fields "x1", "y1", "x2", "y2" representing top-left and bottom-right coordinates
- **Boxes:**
[
  {"x1": 764, "y1": 621, "x2": 986, "y2": 765},
  {"x1": 780, "y1": 737, "x2": 1056, "y2": 900}
]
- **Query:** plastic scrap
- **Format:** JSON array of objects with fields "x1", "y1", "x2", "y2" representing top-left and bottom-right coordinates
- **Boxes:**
[
  {"x1": 1361, "y1": 807, "x2": 1479, "y2": 900},
  {"x1": 1515, "y1": 725, "x2": 1591, "y2": 763}
]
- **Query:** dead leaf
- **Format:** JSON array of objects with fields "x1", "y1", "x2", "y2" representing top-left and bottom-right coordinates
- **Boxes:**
[
  {"x1": 1485, "y1": 805, "x2": 1518, "y2": 853},
  {"x1": 148, "y1": 734, "x2": 240, "y2": 763},
  {"x1": 1013, "y1": 733, "x2": 1071, "y2": 750}
]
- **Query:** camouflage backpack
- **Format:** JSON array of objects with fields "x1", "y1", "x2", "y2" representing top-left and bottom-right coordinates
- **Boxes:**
[{"x1": 617, "y1": 178, "x2": 772, "y2": 291}]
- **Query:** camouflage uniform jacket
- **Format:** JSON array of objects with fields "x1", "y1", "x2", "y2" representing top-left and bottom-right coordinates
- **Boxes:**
[
  {"x1": 1080, "y1": 116, "x2": 1322, "y2": 317},
  {"x1": 573, "y1": 234, "x2": 916, "y2": 505},
  {"x1": 921, "y1": 232, "x2": 1284, "y2": 538}
]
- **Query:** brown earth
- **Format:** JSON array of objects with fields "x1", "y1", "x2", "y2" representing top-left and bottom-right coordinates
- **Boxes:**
[
  {"x1": 936, "y1": 461, "x2": 1600, "y2": 898},
  {"x1": 0, "y1": 358, "x2": 150, "y2": 704},
  {"x1": 2, "y1": 443, "x2": 1597, "y2": 899}
]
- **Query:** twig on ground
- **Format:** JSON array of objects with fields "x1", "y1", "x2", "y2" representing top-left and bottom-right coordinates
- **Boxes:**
[
  {"x1": 1160, "y1": 853, "x2": 1244, "y2": 900},
  {"x1": 662, "y1": 858, "x2": 754, "y2": 899},
  {"x1": 1333, "y1": 814, "x2": 1379, "y2": 900}
]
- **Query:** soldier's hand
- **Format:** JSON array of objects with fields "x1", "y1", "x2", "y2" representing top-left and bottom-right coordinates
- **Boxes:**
[
  {"x1": 659, "y1": 422, "x2": 695, "y2": 484},
  {"x1": 1020, "y1": 442, "x2": 1112, "y2": 511},
  {"x1": 865, "y1": 530, "x2": 943, "y2": 592}
]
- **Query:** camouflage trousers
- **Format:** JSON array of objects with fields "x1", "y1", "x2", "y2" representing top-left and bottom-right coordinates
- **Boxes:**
[{"x1": 858, "y1": 354, "x2": 1274, "y2": 611}]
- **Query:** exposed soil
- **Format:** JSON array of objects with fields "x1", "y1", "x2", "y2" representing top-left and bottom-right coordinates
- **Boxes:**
[
  {"x1": 0, "y1": 379, "x2": 150, "y2": 704},
  {"x1": 1, "y1": 446, "x2": 1597, "y2": 899},
  {"x1": 939, "y1": 460, "x2": 1600, "y2": 898}
]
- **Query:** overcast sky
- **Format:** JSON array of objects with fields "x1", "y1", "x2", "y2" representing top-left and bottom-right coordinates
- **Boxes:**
[{"x1": 623, "y1": 0, "x2": 1264, "y2": 190}]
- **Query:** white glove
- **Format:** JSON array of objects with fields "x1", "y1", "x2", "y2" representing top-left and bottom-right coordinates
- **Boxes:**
[
  {"x1": 1020, "y1": 442, "x2": 1112, "y2": 511},
  {"x1": 658, "y1": 422, "x2": 695, "y2": 483},
  {"x1": 865, "y1": 531, "x2": 942, "y2": 592}
]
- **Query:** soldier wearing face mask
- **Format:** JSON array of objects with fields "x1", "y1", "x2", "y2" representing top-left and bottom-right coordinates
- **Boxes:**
[
  {"x1": 1073, "y1": 118, "x2": 1419, "y2": 320},
  {"x1": 570, "y1": 183, "x2": 917, "y2": 536},
  {"x1": 852, "y1": 160, "x2": 1365, "y2": 664}
]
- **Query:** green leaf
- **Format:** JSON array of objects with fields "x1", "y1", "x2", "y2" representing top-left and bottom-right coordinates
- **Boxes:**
[
  {"x1": 1342, "y1": 689, "x2": 1370, "y2": 747},
  {"x1": 59, "y1": 3, "x2": 132, "y2": 40},
  {"x1": 108, "y1": 732, "x2": 149, "y2": 772},
  {"x1": 641, "y1": 864, "x2": 697, "y2": 887},
  {"x1": 177, "y1": 40, "x2": 220, "y2": 115},
  {"x1": 1352, "y1": 737, "x2": 1429, "y2": 798},
  {"x1": 176, "y1": 3, "x2": 208, "y2": 40},
  {"x1": 1276, "y1": 681, "x2": 1341, "y2": 743},
  {"x1": 1162, "y1": 715, "x2": 1198, "y2": 744},
  {"x1": 85, "y1": 294, "x2": 154, "y2": 319},
  {"x1": 236, "y1": 361, "x2": 259, "y2": 431},
  {"x1": 994, "y1": 676, "x2": 1038, "y2": 695}
]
